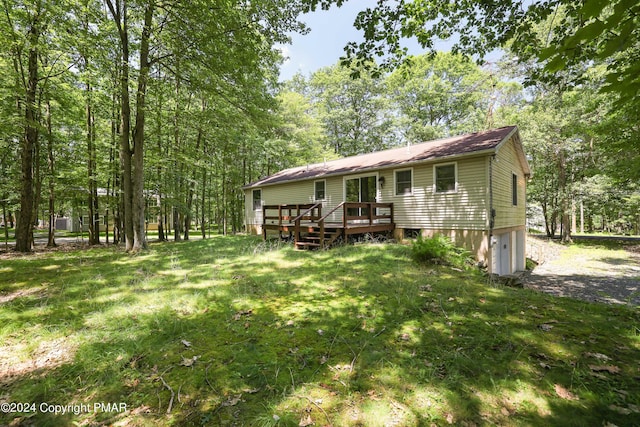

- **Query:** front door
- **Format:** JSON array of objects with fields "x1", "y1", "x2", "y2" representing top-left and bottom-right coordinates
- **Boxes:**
[{"x1": 345, "y1": 175, "x2": 376, "y2": 217}]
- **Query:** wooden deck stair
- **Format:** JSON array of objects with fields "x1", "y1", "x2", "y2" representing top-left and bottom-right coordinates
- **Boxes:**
[
  {"x1": 294, "y1": 225, "x2": 342, "y2": 249},
  {"x1": 262, "y1": 202, "x2": 394, "y2": 250}
]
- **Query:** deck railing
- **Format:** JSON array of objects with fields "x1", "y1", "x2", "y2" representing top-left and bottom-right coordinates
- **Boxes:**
[
  {"x1": 262, "y1": 203, "x2": 321, "y2": 239},
  {"x1": 292, "y1": 202, "x2": 323, "y2": 244},
  {"x1": 262, "y1": 202, "x2": 394, "y2": 248}
]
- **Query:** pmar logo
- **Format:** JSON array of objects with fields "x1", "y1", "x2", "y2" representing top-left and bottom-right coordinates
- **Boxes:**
[{"x1": 94, "y1": 402, "x2": 127, "y2": 412}]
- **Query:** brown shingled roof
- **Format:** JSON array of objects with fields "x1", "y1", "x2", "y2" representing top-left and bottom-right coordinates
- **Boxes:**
[{"x1": 244, "y1": 126, "x2": 521, "y2": 189}]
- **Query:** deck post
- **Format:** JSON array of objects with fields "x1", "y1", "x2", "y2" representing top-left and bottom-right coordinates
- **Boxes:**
[
  {"x1": 262, "y1": 207, "x2": 267, "y2": 240},
  {"x1": 319, "y1": 221, "x2": 325, "y2": 249},
  {"x1": 368, "y1": 203, "x2": 373, "y2": 226}
]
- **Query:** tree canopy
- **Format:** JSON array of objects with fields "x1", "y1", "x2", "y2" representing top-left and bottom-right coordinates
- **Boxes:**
[{"x1": 305, "y1": 0, "x2": 639, "y2": 104}]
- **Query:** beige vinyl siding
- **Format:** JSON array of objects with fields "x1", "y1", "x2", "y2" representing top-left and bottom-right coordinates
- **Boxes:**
[
  {"x1": 244, "y1": 176, "x2": 343, "y2": 226},
  {"x1": 493, "y1": 137, "x2": 526, "y2": 229},
  {"x1": 382, "y1": 156, "x2": 488, "y2": 230}
]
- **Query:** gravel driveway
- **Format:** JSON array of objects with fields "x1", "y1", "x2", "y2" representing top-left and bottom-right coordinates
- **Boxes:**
[{"x1": 524, "y1": 237, "x2": 640, "y2": 306}]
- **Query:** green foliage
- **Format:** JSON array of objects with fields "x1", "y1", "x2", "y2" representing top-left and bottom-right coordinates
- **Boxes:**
[
  {"x1": 411, "y1": 234, "x2": 471, "y2": 267},
  {"x1": 309, "y1": 62, "x2": 397, "y2": 156},
  {"x1": 388, "y1": 52, "x2": 493, "y2": 139},
  {"x1": 316, "y1": 0, "x2": 639, "y2": 105}
]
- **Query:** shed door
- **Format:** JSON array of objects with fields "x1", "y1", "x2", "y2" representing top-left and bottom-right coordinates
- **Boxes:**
[{"x1": 499, "y1": 233, "x2": 511, "y2": 275}]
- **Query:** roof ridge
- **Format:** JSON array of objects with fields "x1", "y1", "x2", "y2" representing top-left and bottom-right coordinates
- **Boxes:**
[{"x1": 244, "y1": 126, "x2": 517, "y2": 189}]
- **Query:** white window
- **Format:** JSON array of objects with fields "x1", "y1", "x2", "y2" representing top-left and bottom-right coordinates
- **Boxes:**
[
  {"x1": 434, "y1": 163, "x2": 457, "y2": 193},
  {"x1": 314, "y1": 180, "x2": 326, "y2": 201},
  {"x1": 394, "y1": 169, "x2": 413, "y2": 195},
  {"x1": 252, "y1": 189, "x2": 262, "y2": 210}
]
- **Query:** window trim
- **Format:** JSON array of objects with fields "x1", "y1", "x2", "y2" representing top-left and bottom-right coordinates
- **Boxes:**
[
  {"x1": 512, "y1": 173, "x2": 518, "y2": 206},
  {"x1": 394, "y1": 168, "x2": 413, "y2": 196},
  {"x1": 314, "y1": 179, "x2": 326, "y2": 201},
  {"x1": 252, "y1": 188, "x2": 262, "y2": 211},
  {"x1": 433, "y1": 162, "x2": 458, "y2": 194}
]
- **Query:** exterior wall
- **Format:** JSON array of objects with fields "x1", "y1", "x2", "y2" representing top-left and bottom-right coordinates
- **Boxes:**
[
  {"x1": 381, "y1": 156, "x2": 489, "y2": 231},
  {"x1": 246, "y1": 155, "x2": 490, "y2": 232},
  {"x1": 245, "y1": 175, "x2": 344, "y2": 230},
  {"x1": 492, "y1": 136, "x2": 527, "y2": 230},
  {"x1": 487, "y1": 136, "x2": 528, "y2": 275}
]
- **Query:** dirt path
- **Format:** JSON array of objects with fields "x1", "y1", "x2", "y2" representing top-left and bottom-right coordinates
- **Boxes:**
[{"x1": 524, "y1": 237, "x2": 640, "y2": 306}]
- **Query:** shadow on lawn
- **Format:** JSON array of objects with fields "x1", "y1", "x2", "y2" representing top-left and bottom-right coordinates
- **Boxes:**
[{"x1": 1, "y1": 237, "x2": 639, "y2": 426}]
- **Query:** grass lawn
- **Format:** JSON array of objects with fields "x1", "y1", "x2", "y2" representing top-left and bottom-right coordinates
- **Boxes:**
[{"x1": 1, "y1": 236, "x2": 639, "y2": 426}]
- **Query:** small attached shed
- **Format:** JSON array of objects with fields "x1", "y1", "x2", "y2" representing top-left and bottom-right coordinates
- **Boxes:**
[{"x1": 243, "y1": 126, "x2": 531, "y2": 275}]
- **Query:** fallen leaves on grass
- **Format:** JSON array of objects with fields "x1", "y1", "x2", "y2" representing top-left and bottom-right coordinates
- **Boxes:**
[
  {"x1": 222, "y1": 394, "x2": 242, "y2": 407},
  {"x1": 584, "y1": 352, "x2": 610, "y2": 361},
  {"x1": 554, "y1": 384, "x2": 579, "y2": 401},
  {"x1": 589, "y1": 365, "x2": 620, "y2": 374},
  {"x1": 298, "y1": 413, "x2": 313, "y2": 427},
  {"x1": 608, "y1": 404, "x2": 640, "y2": 415},
  {"x1": 180, "y1": 355, "x2": 199, "y2": 367},
  {"x1": 233, "y1": 309, "x2": 253, "y2": 320}
]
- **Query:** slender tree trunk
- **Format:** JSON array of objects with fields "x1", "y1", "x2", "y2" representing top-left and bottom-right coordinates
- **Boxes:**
[
  {"x1": 45, "y1": 97, "x2": 56, "y2": 247},
  {"x1": 110, "y1": 72, "x2": 121, "y2": 245},
  {"x1": 184, "y1": 100, "x2": 204, "y2": 240},
  {"x1": 130, "y1": 3, "x2": 153, "y2": 251},
  {"x1": 558, "y1": 148, "x2": 572, "y2": 244},
  {"x1": 87, "y1": 80, "x2": 100, "y2": 245},
  {"x1": 155, "y1": 71, "x2": 165, "y2": 241},
  {"x1": 15, "y1": 17, "x2": 40, "y2": 253},
  {"x1": 2, "y1": 201, "x2": 8, "y2": 249},
  {"x1": 201, "y1": 168, "x2": 206, "y2": 239},
  {"x1": 107, "y1": 0, "x2": 135, "y2": 251},
  {"x1": 33, "y1": 96, "x2": 42, "y2": 244}
]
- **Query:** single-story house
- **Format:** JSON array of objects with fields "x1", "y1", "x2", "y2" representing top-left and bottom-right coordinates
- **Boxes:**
[{"x1": 243, "y1": 126, "x2": 531, "y2": 275}]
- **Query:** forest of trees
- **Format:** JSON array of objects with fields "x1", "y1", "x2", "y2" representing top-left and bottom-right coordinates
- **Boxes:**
[{"x1": 1, "y1": 0, "x2": 638, "y2": 252}]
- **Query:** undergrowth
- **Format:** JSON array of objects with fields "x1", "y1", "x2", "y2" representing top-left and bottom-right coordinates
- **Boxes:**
[{"x1": 410, "y1": 234, "x2": 472, "y2": 268}]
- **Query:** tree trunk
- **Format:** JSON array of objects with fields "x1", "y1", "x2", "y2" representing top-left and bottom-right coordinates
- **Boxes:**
[
  {"x1": 558, "y1": 148, "x2": 572, "y2": 244},
  {"x1": 87, "y1": 81, "x2": 100, "y2": 245},
  {"x1": 112, "y1": 0, "x2": 135, "y2": 251},
  {"x1": 157, "y1": 193, "x2": 165, "y2": 241},
  {"x1": 130, "y1": 2, "x2": 153, "y2": 251},
  {"x1": 184, "y1": 102, "x2": 204, "y2": 241},
  {"x1": 201, "y1": 168, "x2": 206, "y2": 239},
  {"x1": 2, "y1": 201, "x2": 9, "y2": 249},
  {"x1": 15, "y1": 18, "x2": 40, "y2": 253},
  {"x1": 45, "y1": 97, "x2": 56, "y2": 247}
]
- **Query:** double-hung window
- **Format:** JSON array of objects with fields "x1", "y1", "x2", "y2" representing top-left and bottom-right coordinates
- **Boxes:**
[
  {"x1": 395, "y1": 169, "x2": 413, "y2": 195},
  {"x1": 314, "y1": 180, "x2": 326, "y2": 201},
  {"x1": 252, "y1": 189, "x2": 262, "y2": 210},
  {"x1": 435, "y1": 163, "x2": 457, "y2": 193}
]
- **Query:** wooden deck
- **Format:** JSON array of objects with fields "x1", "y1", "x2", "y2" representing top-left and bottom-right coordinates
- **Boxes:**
[{"x1": 262, "y1": 202, "x2": 394, "y2": 249}]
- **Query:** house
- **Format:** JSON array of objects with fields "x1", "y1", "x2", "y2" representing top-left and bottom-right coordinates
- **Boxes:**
[{"x1": 243, "y1": 126, "x2": 531, "y2": 275}]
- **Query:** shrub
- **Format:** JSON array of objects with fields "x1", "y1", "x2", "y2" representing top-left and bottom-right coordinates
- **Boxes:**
[{"x1": 411, "y1": 234, "x2": 472, "y2": 267}]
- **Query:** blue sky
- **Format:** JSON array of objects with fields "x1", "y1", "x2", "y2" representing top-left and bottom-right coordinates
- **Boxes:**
[
  {"x1": 278, "y1": 1, "x2": 422, "y2": 81},
  {"x1": 277, "y1": 2, "x2": 503, "y2": 82}
]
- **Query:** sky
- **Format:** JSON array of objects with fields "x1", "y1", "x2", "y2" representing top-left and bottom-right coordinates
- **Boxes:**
[
  {"x1": 277, "y1": 2, "x2": 503, "y2": 82},
  {"x1": 278, "y1": 1, "x2": 423, "y2": 81}
]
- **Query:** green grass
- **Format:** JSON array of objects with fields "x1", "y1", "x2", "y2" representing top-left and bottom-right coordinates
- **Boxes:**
[{"x1": 1, "y1": 236, "x2": 639, "y2": 426}]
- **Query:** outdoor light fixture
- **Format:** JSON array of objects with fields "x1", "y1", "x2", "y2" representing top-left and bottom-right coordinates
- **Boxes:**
[{"x1": 378, "y1": 176, "x2": 385, "y2": 188}]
